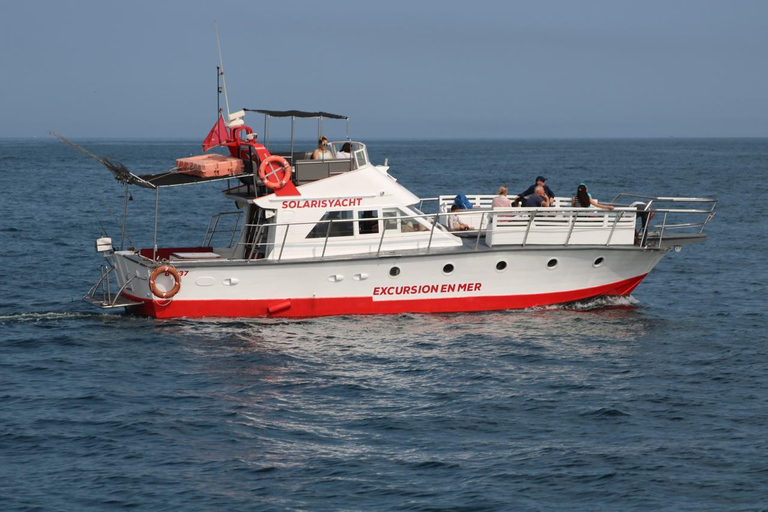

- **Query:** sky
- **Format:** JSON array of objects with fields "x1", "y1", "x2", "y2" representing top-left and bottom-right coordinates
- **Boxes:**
[{"x1": 1, "y1": 0, "x2": 766, "y2": 139}]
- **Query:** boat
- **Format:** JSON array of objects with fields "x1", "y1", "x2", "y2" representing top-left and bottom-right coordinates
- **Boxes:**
[{"x1": 57, "y1": 108, "x2": 717, "y2": 318}]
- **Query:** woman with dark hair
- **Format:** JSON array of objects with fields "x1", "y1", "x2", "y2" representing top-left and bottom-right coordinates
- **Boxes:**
[
  {"x1": 573, "y1": 183, "x2": 614, "y2": 210},
  {"x1": 336, "y1": 142, "x2": 352, "y2": 159}
]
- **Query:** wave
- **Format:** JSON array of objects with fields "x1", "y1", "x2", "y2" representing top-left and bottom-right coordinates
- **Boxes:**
[
  {"x1": 0, "y1": 310, "x2": 117, "y2": 324},
  {"x1": 534, "y1": 294, "x2": 640, "y2": 312}
]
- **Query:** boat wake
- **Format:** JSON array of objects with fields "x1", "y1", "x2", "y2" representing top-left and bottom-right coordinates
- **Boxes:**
[
  {"x1": 0, "y1": 310, "x2": 122, "y2": 325},
  {"x1": 536, "y1": 294, "x2": 640, "y2": 312}
]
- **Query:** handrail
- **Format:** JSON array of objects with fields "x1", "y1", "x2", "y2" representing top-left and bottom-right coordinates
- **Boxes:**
[
  {"x1": 203, "y1": 211, "x2": 242, "y2": 247},
  {"x1": 211, "y1": 199, "x2": 716, "y2": 262},
  {"x1": 474, "y1": 212, "x2": 486, "y2": 251},
  {"x1": 522, "y1": 210, "x2": 537, "y2": 247},
  {"x1": 564, "y1": 210, "x2": 578, "y2": 246},
  {"x1": 83, "y1": 264, "x2": 139, "y2": 307},
  {"x1": 605, "y1": 211, "x2": 624, "y2": 246}
]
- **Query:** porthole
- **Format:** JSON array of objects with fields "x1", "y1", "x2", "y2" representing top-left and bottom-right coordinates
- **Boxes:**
[
  {"x1": 496, "y1": 260, "x2": 507, "y2": 271},
  {"x1": 593, "y1": 257, "x2": 604, "y2": 268},
  {"x1": 547, "y1": 258, "x2": 558, "y2": 270},
  {"x1": 389, "y1": 266, "x2": 401, "y2": 277},
  {"x1": 443, "y1": 263, "x2": 455, "y2": 275}
]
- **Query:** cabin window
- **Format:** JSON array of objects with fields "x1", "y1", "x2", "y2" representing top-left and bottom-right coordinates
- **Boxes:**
[
  {"x1": 383, "y1": 209, "x2": 400, "y2": 231},
  {"x1": 357, "y1": 210, "x2": 380, "y2": 235},
  {"x1": 306, "y1": 210, "x2": 354, "y2": 238},
  {"x1": 401, "y1": 218, "x2": 428, "y2": 233},
  {"x1": 354, "y1": 149, "x2": 368, "y2": 168},
  {"x1": 382, "y1": 208, "x2": 428, "y2": 234}
]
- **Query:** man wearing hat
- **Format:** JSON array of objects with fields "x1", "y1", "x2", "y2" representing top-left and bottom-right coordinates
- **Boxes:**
[{"x1": 517, "y1": 176, "x2": 555, "y2": 206}]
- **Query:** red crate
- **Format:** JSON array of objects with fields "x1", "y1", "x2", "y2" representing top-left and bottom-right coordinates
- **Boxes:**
[{"x1": 176, "y1": 154, "x2": 244, "y2": 177}]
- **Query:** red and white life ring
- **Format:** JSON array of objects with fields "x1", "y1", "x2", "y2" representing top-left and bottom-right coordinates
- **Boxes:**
[
  {"x1": 149, "y1": 265, "x2": 181, "y2": 299},
  {"x1": 258, "y1": 155, "x2": 292, "y2": 190}
]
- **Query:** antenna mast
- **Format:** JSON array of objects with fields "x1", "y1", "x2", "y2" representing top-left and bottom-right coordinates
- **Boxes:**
[{"x1": 215, "y1": 21, "x2": 231, "y2": 118}]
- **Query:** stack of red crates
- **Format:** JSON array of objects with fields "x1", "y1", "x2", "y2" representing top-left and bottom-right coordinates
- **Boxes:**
[{"x1": 176, "y1": 154, "x2": 244, "y2": 177}]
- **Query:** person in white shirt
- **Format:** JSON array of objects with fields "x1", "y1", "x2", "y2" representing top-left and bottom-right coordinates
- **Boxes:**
[
  {"x1": 336, "y1": 142, "x2": 352, "y2": 159},
  {"x1": 448, "y1": 205, "x2": 473, "y2": 231},
  {"x1": 312, "y1": 136, "x2": 333, "y2": 160}
]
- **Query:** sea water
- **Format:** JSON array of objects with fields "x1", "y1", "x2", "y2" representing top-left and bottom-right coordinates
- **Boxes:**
[{"x1": 0, "y1": 138, "x2": 766, "y2": 510}]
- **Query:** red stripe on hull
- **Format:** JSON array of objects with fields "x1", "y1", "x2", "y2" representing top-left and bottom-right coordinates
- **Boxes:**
[{"x1": 124, "y1": 274, "x2": 649, "y2": 319}]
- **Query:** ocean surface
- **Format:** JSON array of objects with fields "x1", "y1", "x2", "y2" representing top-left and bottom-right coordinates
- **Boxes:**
[{"x1": 1, "y1": 138, "x2": 766, "y2": 510}]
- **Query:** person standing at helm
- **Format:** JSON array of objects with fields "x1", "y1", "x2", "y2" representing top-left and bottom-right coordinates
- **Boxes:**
[{"x1": 312, "y1": 135, "x2": 334, "y2": 160}]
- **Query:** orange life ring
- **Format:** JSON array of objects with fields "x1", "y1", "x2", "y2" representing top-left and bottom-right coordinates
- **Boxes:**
[
  {"x1": 258, "y1": 155, "x2": 292, "y2": 190},
  {"x1": 149, "y1": 265, "x2": 181, "y2": 299}
]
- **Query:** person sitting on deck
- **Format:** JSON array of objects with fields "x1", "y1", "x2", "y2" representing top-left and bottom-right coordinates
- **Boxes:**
[
  {"x1": 525, "y1": 186, "x2": 552, "y2": 208},
  {"x1": 312, "y1": 136, "x2": 334, "y2": 160},
  {"x1": 336, "y1": 142, "x2": 352, "y2": 159},
  {"x1": 492, "y1": 185, "x2": 512, "y2": 207},
  {"x1": 517, "y1": 176, "x2": 555, "y2": 206},
  {"x1": 572, "y1": 183, "x2": 615, "y2": 210},
  {"x1": 448, "y1": 205, "x2": 473, "y2": 231}
]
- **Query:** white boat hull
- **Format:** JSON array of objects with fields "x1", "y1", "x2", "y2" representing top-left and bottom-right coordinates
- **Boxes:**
[{"x1": 113, "y1": 246, "x2": 667, "y2": 318}]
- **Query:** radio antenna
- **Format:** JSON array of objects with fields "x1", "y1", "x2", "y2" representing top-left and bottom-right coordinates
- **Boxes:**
[{"x1": 215, "y1": 21, "x2": 231, "y2": 118}]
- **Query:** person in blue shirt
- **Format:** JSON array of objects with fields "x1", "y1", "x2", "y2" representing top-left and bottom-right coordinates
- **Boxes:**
[
  {"x1": 524, "y1": 186, "x2": 552, "y2": 207},
  {"x1": 517, "y1": 176, "x2": 555, "y2": 206}
]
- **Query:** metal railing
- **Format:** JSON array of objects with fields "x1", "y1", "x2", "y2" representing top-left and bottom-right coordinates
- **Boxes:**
[
  {"x1": 192, "y1": 196, "x2": 716, "y2": 264},
  {"x1": 83, "y1": 263, "x2": 141, "y2": 308},
  {"x1": 202, "y1": 211, "x2": 243, "y2": 247},
  {"x1": 235, "y1": 211, "x2": 453, "y2": 262},
  {"x1": 228, "y1": 207, "x2": 633, "y2": 263},
  {"x1": 609, "y1": 194, "x2": 718, "y2": 247}
]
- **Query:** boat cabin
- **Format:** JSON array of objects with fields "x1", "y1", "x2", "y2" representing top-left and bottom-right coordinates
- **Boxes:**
[{"x1": 225, "y1": 146, "x2": 462, "y2": 261}]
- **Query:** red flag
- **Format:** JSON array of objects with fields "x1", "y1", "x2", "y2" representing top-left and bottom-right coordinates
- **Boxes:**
[{"x1": 202, "y1": 115, "x2": 228, "y2": 151}]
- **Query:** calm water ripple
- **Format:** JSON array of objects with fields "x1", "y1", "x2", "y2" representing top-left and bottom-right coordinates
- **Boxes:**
[{"x1": 0, "y1": 138, "x2": 767, "y2": 510}]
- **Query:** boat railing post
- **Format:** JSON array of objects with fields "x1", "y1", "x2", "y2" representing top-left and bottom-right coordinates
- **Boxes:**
[
  {"x1": 605, "y1": 210, "x2": 624, "y2": 246},
  {"x1": 111, "y1": 275, "x2": 137, "y2": 307},
  {"x1": 228, "y1": 212, "x2": 243, "y2": 248},
  {"x1": 278, "y1": 223, "x2": 290, "y2": 262},
  {"x1": 207, "y1": 214, "x2": 223, "y2": 247},
  {"x1": 321, "y1": 220, "x2": 333, "y2": 259},
  {"x1": 658, "y1": 211, "x2": 669, "y2": 247},
  {"x1": 121, "y1": 185, "x2": 129, "y2": 251},
  {"x1": 639, "y1": 200, "x2": 654, "y2": 247},
  {"x1": 202, "y1": 215, "x2": 215, "y2": 247},
  {"x1": 247, "y1": 224, "x2": 265, "y2": 261},
  {"x1": 565, "y1": 209, "x2": 578, "y2": 246},
  {"x1": 376, "y1": 216, "x2": 387, "y2": 256},
  {"x1": 426, "y1": 213, "x2": 437, "y2": 254},
  {"x1": 153, "y1": 187, "x2": 159, "y2": 261},
  {"x1": 522, "y1": 210, "x2": 537, "y2": 247},
  {"x1": 701, "y1": 211, "x2": 716, "y2": 233},
  {"x1": 290, "y1": 116, "x2": 295, "y2": 168},
  {"x1": 84, "y1": 265, "x2": 111, "y2": 304},
  {"x1": 103, "y1": 265, "x2": 112, "y2": 305},
  {"x1": 474, "y1": 212, "x2": 486, "y2": 251}
]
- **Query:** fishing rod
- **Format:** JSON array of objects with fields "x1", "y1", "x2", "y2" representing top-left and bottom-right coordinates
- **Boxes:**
[
  {"x1": 101, "y1": 196, "x2": 135, "y2": 249},
  {"x1": 88, "y1": 199, "x2": 110, "y2": 238}
]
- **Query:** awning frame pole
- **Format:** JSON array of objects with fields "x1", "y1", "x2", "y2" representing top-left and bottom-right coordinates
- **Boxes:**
[
  {"x1": 153, "y1": 187, "x2": 159, "y2": 261},
  {"x1": 121, "y1": 185, "x2": 129, "y2": 250},
  {"x1": 290, "y1": 116, "x2": 295, "y2": 163}
]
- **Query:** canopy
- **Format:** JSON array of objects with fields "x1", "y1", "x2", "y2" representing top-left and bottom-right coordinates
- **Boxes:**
[{"x1": 243, "y1": 109, "x2": 348, "y2": 120}]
